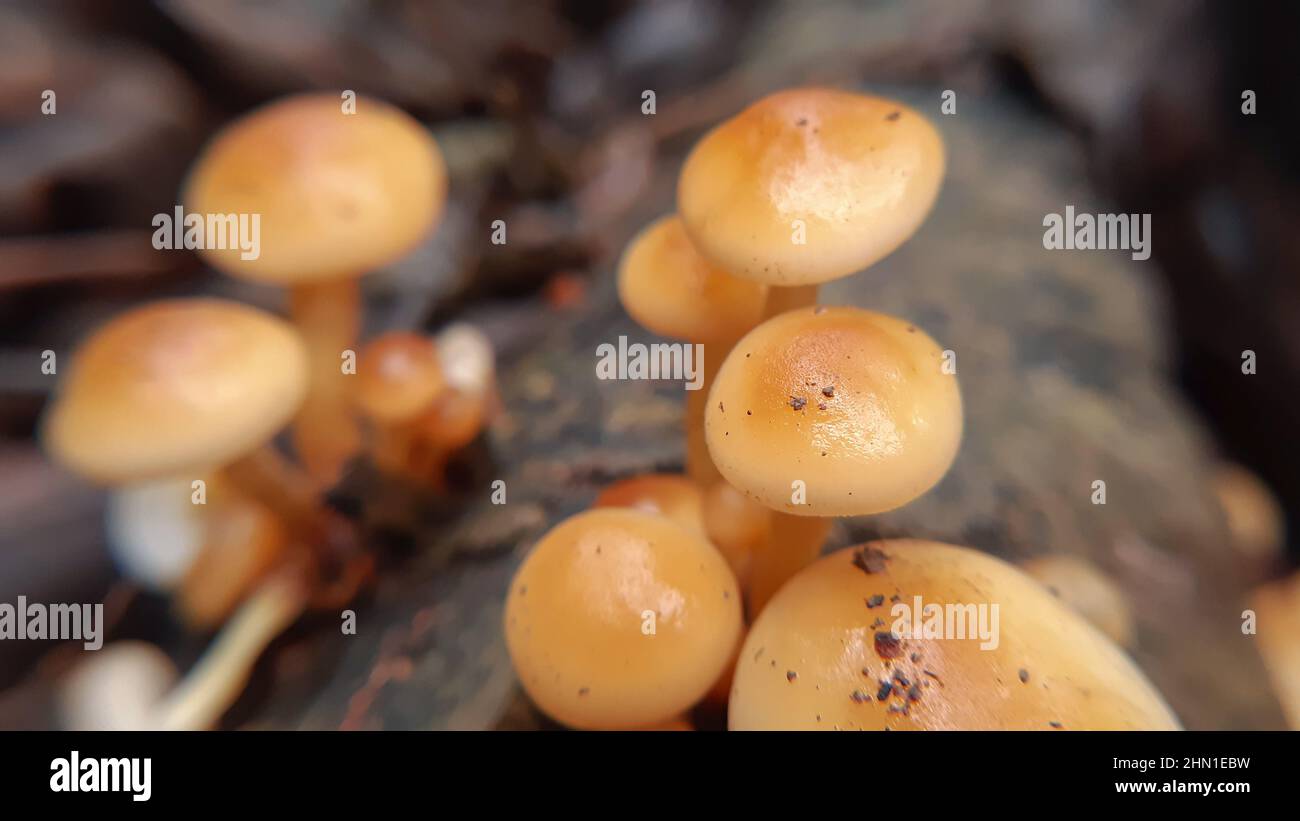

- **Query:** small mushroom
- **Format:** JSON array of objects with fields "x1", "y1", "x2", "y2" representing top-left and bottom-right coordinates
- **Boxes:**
[
  {"x1": 616, "y1": 214, "x2": 766, "y2": 483},
  {"x1": 678, "y1": 87, "x2": 944, "y2": 314},
  {"x1": 730, "y1": 540, "x2": 1180, "y2": 730},
  {"x1": 701, "y1": 480, "x2": 771, "y2": 582},
  {"x1": 1212, "y1": 461, "x2": 1285, "y2": 567},
  {"x1": 57, "y1": 571, "x2": 306, "y2": 731},
  {"x1": 184, "y1": 93, "x2": 448, "y2": 485},
  {"x1": 505, "y1": 508, "x2": 742, "y2": 729},
  {"x1": 57, "y1": 641, "x2": 178, "y2": 731},
  {"x1": 1020, "y1": 554, "x2": 1135, "y2": 648},
  {"x1": 405, "y1": 323, "x2": 497, "y2": 479},
  {"x1": 353, "y1": 331, "x2": 446, "y2": 480},
  {"x1": 592, "y1": 473, "x2": 708, "y2": 537},
  {"x1": 704, "y1": 306, "x2": 962, "y2": 610}
]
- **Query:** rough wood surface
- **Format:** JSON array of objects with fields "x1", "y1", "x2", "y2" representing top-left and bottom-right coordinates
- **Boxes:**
[{"x1": 246, "y1": 86, "x2": 1287, "y2": 731}]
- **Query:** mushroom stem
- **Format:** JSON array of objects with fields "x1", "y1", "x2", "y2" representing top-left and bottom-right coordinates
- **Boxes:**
[
  {"x1": 761, "y1": 285, "x2": 818, "y2": 319},
  {"x1": 747, "y1": 514, "x2": 831, "y2": 616},
  {"x1": 158, "y1": 571, "x2": 307, "y2": 730},
  {"x1": 288, "y1": 278, "x2": 364, "y2": 487},
  {"x1": 220, "y1": 444, "x2": 322, "y2": 533}
]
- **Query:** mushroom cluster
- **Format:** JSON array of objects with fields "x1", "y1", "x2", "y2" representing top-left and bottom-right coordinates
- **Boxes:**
[
  {"x1": 41, "y1": 92, "x2": 489, "y2": 729},
  {"x1": 505, "y1": 86, "x2": 1181, "y2": 731}
]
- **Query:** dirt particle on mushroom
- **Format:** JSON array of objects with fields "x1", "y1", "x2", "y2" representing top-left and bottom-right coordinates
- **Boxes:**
[
  {"x1": 851, "y1": 690, "x2": 869, "y2": 703},
  {"x1": 874, "y1": 631, "x2": 904, "y2": 659},
  {"x1": 852, "y1": 546, "x2": 890, "y2": 574},
  {"x1": 886, "y1": 111, "x2": 901, "y2": 121},
  {"x1": 866, "y1": 594, "x2": 885, "y2": 608},
  {"x1": 822, "y1": 386, "x2": 834, "y2": 397},
  {"x1": 786, "y1": 670, "x2": 798, "y2": 682},
  {"x1": 877, "y1": 681, "x2": 893, "y2": 700},
  {"x1": 789, "y1": 396, "x2": 806, "y2": 411},
  {"x1": 1019, "y1": 668, "x2": 1030, "y2": 684}
]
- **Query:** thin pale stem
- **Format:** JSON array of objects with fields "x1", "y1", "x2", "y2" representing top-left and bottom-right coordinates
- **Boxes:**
[
  {"x1": 158, "y1": 571, "x2": 307, "y2": 730},
  {"x1": 762, "y1": 284, "x2": 819, "y2": 319}
]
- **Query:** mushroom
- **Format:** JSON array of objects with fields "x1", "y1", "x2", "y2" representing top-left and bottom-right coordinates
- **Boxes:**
[
  {"x1": 705, "y1": 306, "x2": 962, "y2": 611},
  {"x1": 729, "y1": 540, "x2": 1181, "y2": 730},
  {"x1": 41, "y1": 299, "x2": 322, "y2": 537},
  {"x1": 700, "y1": 480, "x2": 770, "y2": 582},
  {"x1": 616, "y1": 214, "x2": 767, "y2": 483},
  {"x1": 353, "y1": 331, "x2": 446, "y2": 480},
  {"x1": 1212, "y1": 461, "x2": 1285, "y2": 567},
  {"x1": 57, "y1": 572, "x2": 308, "y2": 731},
  {"x1": 184, "y1": 92, "x2": 448, "y2": 485},
  {"x1": 591, "y1": 473, "x2": 707, "y2": 537},
  {"x1": 1020, "y1": 554, "x2": 1135, "y2": 648},
  {"x1": 405, "y1": 323, "x2": 497, "y2": 481},
  {"x1": 678, "y1": 87, "x2": 944, "y2": 316},
  {"x1": 504, "y1": 508, "x2": 742, "y2": 729},
  {"x1": 57, "y1": 641, "x2": 177, "y2": 731},
  {"x1": 1249, "y1": 572, "x2": 1300, "y2": 729}
]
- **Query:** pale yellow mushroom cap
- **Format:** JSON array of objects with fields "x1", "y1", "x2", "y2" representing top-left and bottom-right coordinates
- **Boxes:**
[
  {"x1": 678, "y1": 88, "x2": 944, "y2": 286},
  {"x1": 616, "y1": 214, "x2": 767, "y2": 342},
  {"x1": 705, "y1": 306, "x2": 961, "y2": 516},
  {"x1": 184, "y1": 92, "x2": 446, "y2": 284},
  {"x1": 1020, "y1": 555, "x2": 1135, "y2": 648},
  {"x1": 504, "y1": 508, "x2": 742, "y2": 729},
  {"x1": 591, "y1": 473, "x2": 707, "y2": 537},
  {"x1": 41, "y1": 299, "x2": 308, "y2": 484},
  {"x1": 730, "y1": 540, "x2": 1181, "y2": 730}
]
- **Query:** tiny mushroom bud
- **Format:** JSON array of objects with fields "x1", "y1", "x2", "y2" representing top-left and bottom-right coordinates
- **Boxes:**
[
  {"x1": 592, "y1": 473, "x2": 707, "y2": 537},
  {"x1": 1212, "y1": 461, "x2": 1285, "y2": 566},
  {"x1": 406, "y1": 323, "x2": 497, "y2": 480},
  {"x1": 1020, "y1": 554, "x2": 1135, "y2": 648},
  {"x1": 616, "y1": 214, "x2": 767, "y2": 484},
  {"x1": 353, "y1": 331, "x2": 446, "y2": 478},
  {"x1": 58, "y1": 641, "x2": 177, "y2": 731},
  {"x1": 185, "y1": 93, "x2": 448, "y2": 485},
  {"x1": 678, "y1": 87, "x2": 944, "y2": 289},
  {"x1": 730, "y1": 540, "x2": 1180, "y2": 730},
  {"x1": 505, "y1": 508, "x2": 742, "y2": 729}
]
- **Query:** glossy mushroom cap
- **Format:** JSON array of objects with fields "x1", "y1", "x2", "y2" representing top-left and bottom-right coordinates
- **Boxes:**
[
  {"x1": 505, "y1": 508, "x2": 742, "y2": 729},
  {"x1": 730, "y1": 540, "x2": 1180, "y2": 730},
  {"x1": 705, "y1": 306, "x2": 961, "y2": 516},
  {"x1": 616, "y1": 214, "x2": 767, "y2": 342},
  {"x1": 184, "y1": 92, "x2": 446, "y2": 283},
  {"x1": 354, "y1": 332, "x2": 446, "y2": 425},
  {"x1": 592, "y1": 473, "x2": 707, "y2": 537},
  {"x1": 1020, "y1": 555, "x2": 1135, "y2": 648},
  {"x1": 42, "y1": 299, "x2": 309, "y2": 484},
  {"x1": 678, "y1": 88, "x2": 944, "y2": 286}
]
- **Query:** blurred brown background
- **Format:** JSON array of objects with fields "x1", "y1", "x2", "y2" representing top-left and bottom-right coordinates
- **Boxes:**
[{"x1": 0, "y1": 0, "x2": 1296, "y2": 729}]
